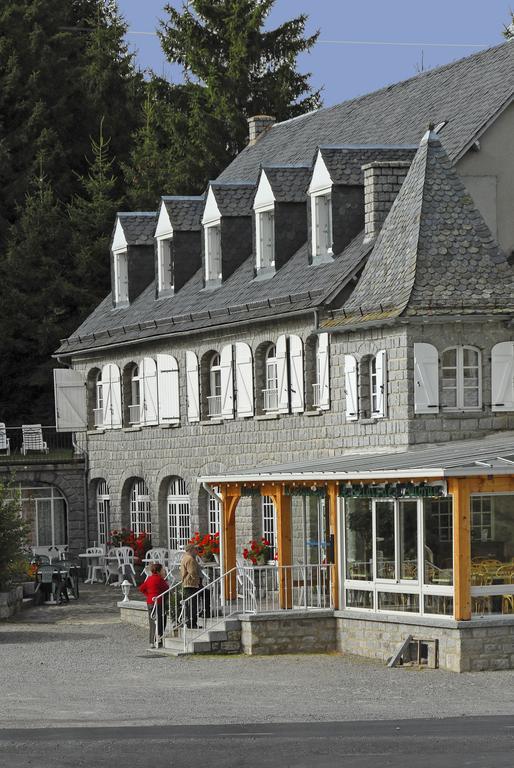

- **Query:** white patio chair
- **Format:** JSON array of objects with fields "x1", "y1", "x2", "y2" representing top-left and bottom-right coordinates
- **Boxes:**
[
  {"x1": 21, "y1": 424, "x2": 49, "y2": 455},
  {"x1": 105, "y1": 548, "x2": 122, "y2": 585},
  {"x1": 236, "y1": 556, "x2": 256, "y2": 610},
  {"x1": 0, "y1": 423, "x2": 10, "y2": 455},
  {"x1": 117, "y1": 547, "x2": 136, "y2": 586},
  {"x1": 143, "y1": 548, "x2": 168, "y2": 579},
  {"x1": 86, "y1": 546, "x2": 105, "y2": 583}
]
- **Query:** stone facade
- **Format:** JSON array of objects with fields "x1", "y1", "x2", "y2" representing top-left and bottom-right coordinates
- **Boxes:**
[
  {"x1": 0, "y1": 462, "x2": 86, "y2": 555},
  {"x1": 0, "y1": 586, "x2": 23, "y2": 620},
  {"x1": 240, "y1": 611, "x2": 336, "y2": 655}
]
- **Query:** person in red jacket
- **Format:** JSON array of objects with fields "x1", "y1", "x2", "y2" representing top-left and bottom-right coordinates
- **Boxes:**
[{"x1": 139, "y1": 562, "x2": 169, "y2": 648}]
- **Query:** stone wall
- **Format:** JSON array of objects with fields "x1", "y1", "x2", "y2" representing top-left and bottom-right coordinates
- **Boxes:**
[
  {"x1": 0, "y1": 586, "x2": 23, "y2": 620},
  {"x1": 240, "y1": 611, "x2": 336, "y2": 655},
  {"x1": 0, "y1": 462, "x2": 86, "y2": 555},
  {"x1": 336, "y1": 611, "x2": 514, "y2": 672}
]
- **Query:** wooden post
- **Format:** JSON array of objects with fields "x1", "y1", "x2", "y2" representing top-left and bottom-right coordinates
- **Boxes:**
[
  {"x1": 221, "y1": 484, "x2": 240, "y2": 601},
  {"x1": 327, "y1": 481, "x2": 339, "y2": 609},
  {"x1": 448, "y1": 477, "x2": 471, "y2": 621},
  {"x1": 264, "y1": 485, "x2": 292, "y2": 609}
]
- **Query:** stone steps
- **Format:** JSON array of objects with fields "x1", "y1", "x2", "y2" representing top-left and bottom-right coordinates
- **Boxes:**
[{"x1": 161, "y1": 617, "x2": 242, "y2": 656}]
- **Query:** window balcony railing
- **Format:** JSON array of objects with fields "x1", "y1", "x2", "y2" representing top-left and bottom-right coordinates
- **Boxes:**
[
  {"x1": 207, "y1": 394, "x2": 222, "y2": 417},
  {"x1": 262, "y1": 387, "x2": 279, "y2": 412},
  {"x1": 312, "y1": 383, "x2": 322, "y2": 407},
  {"x1": 93, "y1": 408, "x2": 104, "y2": 427},
  {"x1": 129, "y1": 403, "x2": 142, "y2": 424}
]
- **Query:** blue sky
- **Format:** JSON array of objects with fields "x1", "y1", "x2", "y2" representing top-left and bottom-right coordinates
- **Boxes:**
[{"x1": 117, "y1": 0, "x2": 511, "y2": 106}]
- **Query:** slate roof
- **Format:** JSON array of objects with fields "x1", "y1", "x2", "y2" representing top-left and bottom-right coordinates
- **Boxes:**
[
  {"x1": 319, "y1": 145, "x2": 417, "y2": 186},
  {"x1": 324, "y1": 130, "x2": 514, "y2": 329},
  {"x1": 199, "y1": 432, "x2": 514, "y2": 482},
  {"x1": 218, "y1": 41, "x2": 514, "y2": 184},
  {"x1": 210, "y1": 183, "x2": 255, "y2": 217},
  {"x1": 57, "y1": 233, "x2": 371, "y2": 355},
  {"x1": 260, "y1": 165, "x2": 311, "y2": 202},
  {"x1": 162, "y1": 196, "x2": 204, "y2": 231},
  {"x1": 117, "y1": 212, "x2": 156, "y2": 246}
]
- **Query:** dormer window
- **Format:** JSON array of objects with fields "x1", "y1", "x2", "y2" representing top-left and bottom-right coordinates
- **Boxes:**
[
  {"x1": 205, "y1": 223, "x2": 222, "y2": 282},
  {"x1": 157, "y1": 237, "x2": 173, "y2": 294},
  {"x1": 311, "y1": 192, "x2": 333, "y2": 261},
  {"x1": 256, "y1": 208, "x2": 275, "y2": 271},
  {"x1": 113, "y1": 248, "x2": 128, "y2": 305}
]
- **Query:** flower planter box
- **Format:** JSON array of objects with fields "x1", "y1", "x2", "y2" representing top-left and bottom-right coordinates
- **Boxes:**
[{"x1": 0, "y1": 586, "x2": 23, "y2": 620}]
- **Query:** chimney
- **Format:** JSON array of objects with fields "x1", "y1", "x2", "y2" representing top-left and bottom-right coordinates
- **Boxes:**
[
  {"x1": 247, "y1": 115, "x2": 276, "y2": 146},
  {"x1": 362, "y1": 160, "x2": 411, "y2": 242}
]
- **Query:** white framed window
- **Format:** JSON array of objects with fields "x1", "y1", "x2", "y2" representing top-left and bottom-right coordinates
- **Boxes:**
[
  {"x1": 208, "y1": 486, "x2": 221, "y2": 536},
  {"x1": 167, "y1": 477, "x2": 191, "y2": 550},
  {"x1": 256, "y1": 208, "x2": 275, "y2": 270},
  {"x1": 208, "y1": 353, "x2": 222, "y2": 417},
  {"x1": 94, "y1": 371, "x2": 103, "y2": 428},
  {"x1": 205, "y1": 223, "x2": 222, "y2": 282},
  {"x1": 129, "y1": 365, "x2": 141, "y2": 424},
  {"x1": 96, "y1": 481, "x2": 110, "y2": 546},
  {"x1": 157, "y1": 237, "x2": 173, "y2": 293},
  {"x1": 113, "y1": 249, "x2": 129, "y2": 305},
  {"x1": 311, "y1": 192, "x2": 332, "y2": 261},
  {"x1": 441, "y1": 346, "x2": 481, "y2": 410},
  {"x1": 263, "y1": 344, "x2": 279, "y2": 412},
  {"x1": 130, "y1": 479, "x2": 151, "y2": 536},
  {"x1": 471, "y1": 496, "x2": 493, "y2": 542},
  {"x1": 20, "y1": 485, "x2": 68, "y2": 548},
  {"x1": 262, "y1": 495, "x2": 277, "y2": 557}
]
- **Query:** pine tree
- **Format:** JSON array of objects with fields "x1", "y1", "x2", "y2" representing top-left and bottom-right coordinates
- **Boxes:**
[
  {"x1": 68, "y1": 118, "x2": 123, "y2": 316},
  {"x1": 157, "y1": 0, "x2": 321, "y2": 188},
  {"x1": 0, "y1": 169, "x2": 76, "y2": 423}
]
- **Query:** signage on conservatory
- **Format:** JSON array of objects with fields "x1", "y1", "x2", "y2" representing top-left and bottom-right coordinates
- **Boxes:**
[{"x1": 338, "y1": 481, "x2": 446, "y2": 499}]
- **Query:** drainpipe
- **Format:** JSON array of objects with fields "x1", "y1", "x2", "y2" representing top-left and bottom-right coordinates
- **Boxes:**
[{"x1": 202, "y1": 482, "x2": 225, "y2": 607}]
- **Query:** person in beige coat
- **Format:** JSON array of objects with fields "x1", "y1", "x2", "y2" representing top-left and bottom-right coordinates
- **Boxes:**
[{"x1": 180, "y1": 544, "x2": 201, "y2": 628}]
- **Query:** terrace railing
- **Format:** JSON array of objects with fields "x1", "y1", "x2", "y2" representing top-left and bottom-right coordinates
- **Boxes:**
[{"x1": 1, "y1": 426, "x2": 81, "y2": 465}]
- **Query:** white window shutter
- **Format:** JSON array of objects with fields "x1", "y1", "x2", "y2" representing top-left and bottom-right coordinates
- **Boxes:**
[
  {"x1": 344, "y1": 355, "x2": 358, "y2": 421},
  {"x1": 220, "y1": 344, "x2": 234, "y2": 419},
  {"x1": 53, "y1": 369, "x2": 87, "y2": 432},
  {"x1": 186, "y1": 351, "x2": 200, "y2": 423},
  {"x1": 289, "y1": 334, "x2": 304, "y2": 413},
  {"x1": 414, "y1": 343, "x2": 440, "y2": 414},
  {"x1": 276, "y1": 334, "x2": 289, "y2": 413},
  {"x1": 110, "y1": 365, "x2": 122, "y2": 427},
  {"x1": 317, "y1": 333, "x2": 330, "y2": 410},
  {"x1": 141, "y1": 357, "x2": 158, "y2": 425},
  {"x1": 373, "y1": 349, "x2": 387, "y2": 418},
  {"x1": 157, "y1": 354, "x2": 179, "y2": 423},
  {"x1": 235, "y1": 342, "x2": 254, "y2": 417},
  {"x1": 101, "y1": 364, "x2": 113, "y2": 428},
  {"x1": 491, "y1": 342, "x2": 514, "y2": 412}
]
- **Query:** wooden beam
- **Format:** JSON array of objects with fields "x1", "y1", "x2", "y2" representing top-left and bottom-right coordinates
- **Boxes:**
[
  {"x1": 327, "y1": 481, "x2": 339, "y2": 609},
  {"x1": 448, "y1": 477, "x2": 471, "y2": 621},
  {"x1": 220, "y1": 484, "x2": 240, "y2": 601}
]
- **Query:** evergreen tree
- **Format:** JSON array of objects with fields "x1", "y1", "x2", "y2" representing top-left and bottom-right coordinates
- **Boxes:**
[
  {"x1": 68, "y1": 118, "x2": 123, "y2": 316},
  {"x1": 157, "y1": 0, "x2": 321, "y2": 187},
  {"x1": 0, "y1": 170, "x2": 76, "y2": 423}
]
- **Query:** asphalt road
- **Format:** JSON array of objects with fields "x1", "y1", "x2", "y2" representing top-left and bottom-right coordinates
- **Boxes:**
[{"x1": 0, "y1": 716, "x2": 513, "y2": 768}]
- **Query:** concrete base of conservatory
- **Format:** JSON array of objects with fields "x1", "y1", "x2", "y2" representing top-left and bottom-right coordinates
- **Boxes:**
[
  {"x1": 335, "y1": 611, "x2": 514, "y2": 672},
  {"x1": 239, "y1": 610, "x2": 336, "y2": 655}
]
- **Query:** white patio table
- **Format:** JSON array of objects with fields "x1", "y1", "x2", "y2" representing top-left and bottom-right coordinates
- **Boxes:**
[{"x1": 78, "y1": 552, "x2": 105, "y2": 584}]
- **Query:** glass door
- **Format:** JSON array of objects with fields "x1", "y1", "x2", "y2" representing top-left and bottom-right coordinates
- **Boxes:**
[{"x1": 374, "y1": 501, "x2": 396, "y2": 580}]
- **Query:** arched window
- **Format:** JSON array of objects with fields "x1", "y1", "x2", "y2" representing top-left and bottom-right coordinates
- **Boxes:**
[
  {"x1": 167, "y1": 478, "x2": 191, "y2": 550},
  {"x1": 209, "y1": 486, "x2": 221, "y2": 535},
  {"x1": 130, "y1": 479, "x2": 151, "y2": 536},
  {"x1": 20, "y1": 485, "x2": 68, "y2": 547},
  {"x1": 441, "y1": 346, "x2": 481, "y2": 410},
  {"x1": 208, "y1": 353, "x2": 222, "y2": 417},
  {"x1": 96, "y1": 481, "x2": 110, "y2": 545},
  {"x1": 262, "y1": 496, "x2": 277, "y2": 558},
  {"x1": 129, "y1": 366, "x2": 141, "y2": 424},
  {"x1": 263, "y1": 344, "x2": 278, "y2": 412},
  {"x1": 94, "y1": 371, "x2": 103, "y2": 427}
]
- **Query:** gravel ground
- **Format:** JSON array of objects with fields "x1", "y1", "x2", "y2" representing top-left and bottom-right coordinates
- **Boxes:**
[{"x1": 2, "y1": 584, "x2": 514, "y2": 729}]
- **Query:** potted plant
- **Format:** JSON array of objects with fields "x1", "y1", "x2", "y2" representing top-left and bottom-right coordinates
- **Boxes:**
[
  {"x1": 242, "y1": 537, "x2": 271, "y2": 566},
  {"x1": 0, "y1": 478, "x2": 31, "y2": 619},
  {"x1": 189, "y1": 531, "x2": 220, "y2": 562}
]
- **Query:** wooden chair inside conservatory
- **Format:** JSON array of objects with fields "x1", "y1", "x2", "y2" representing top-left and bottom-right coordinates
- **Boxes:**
[{"x1": 471, "y1": 571, "x2": 493, "y2": 614}]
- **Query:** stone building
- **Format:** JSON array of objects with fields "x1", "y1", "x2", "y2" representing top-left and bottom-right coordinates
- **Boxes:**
[{"x1": 54, "y1": 41, "x2": 514, "y2": 668}]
